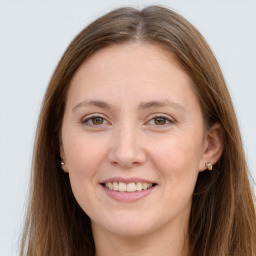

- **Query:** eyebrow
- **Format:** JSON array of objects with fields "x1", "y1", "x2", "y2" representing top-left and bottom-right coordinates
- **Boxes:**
[
  {"x1": 72, "y1": 100, "x2": 113, "y2": 111},
  {"x1": 72, "y1": 99, "x2": 185, "y2": 112},
  {"x1": 138, "y1": 100, "x2": 185, "y2": 111}
]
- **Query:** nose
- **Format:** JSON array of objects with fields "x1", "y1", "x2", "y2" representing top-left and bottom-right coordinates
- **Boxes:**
[{"x1": 107, "y1": 124, "x2": 146, "y2": 169}]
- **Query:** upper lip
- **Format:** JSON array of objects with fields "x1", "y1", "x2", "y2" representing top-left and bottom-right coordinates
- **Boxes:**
[{"x1": 100, "y1": 177, "x2": 157, "y2": 184}]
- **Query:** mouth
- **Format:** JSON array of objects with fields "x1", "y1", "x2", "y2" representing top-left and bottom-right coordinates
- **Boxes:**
[
  {"x1": 102, "y1": 181, "x2": 157, "y2": 192},
  {"x1": 100, "y1": 177, "x2": 157, "y2": 202}
]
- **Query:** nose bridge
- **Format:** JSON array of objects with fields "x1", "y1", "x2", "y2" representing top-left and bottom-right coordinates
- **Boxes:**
[
  {"x1": 108, "y1": 120, "x2": 146, "y2": 168},
  {"x1": 119, "y1": 123, "x2": 137, "y2": 153}
]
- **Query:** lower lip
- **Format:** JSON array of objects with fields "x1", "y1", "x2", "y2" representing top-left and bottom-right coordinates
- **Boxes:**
[{"x1": 102, "y1": 185, "x2": 156, "y2": 202}]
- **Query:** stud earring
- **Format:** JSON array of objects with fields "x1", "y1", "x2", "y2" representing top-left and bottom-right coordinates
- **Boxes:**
[
  {"x1": 61, "y1": 161, "x2": 65, "y2": 166},
  {"x1": 205, "y1": 162, "x2": 213, "y2": 171}
]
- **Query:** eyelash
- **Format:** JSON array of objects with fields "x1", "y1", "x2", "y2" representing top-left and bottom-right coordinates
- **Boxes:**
[
  {"x1": 147, "y1": 115, "x2": 174, "y2": 126},
  {"x1": 82, "y1": 115, "x2": 109, "y2": 126},
  {"x1": 81, "y1": 114, "x2": 174, "y2": 127}
]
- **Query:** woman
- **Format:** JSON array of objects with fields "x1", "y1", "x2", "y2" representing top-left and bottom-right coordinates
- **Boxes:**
[{"x1": 20, "y1": 5, "x2": 256, "y2": 256}]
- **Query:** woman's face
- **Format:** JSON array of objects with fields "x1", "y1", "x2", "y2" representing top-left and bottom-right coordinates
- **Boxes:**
[{"x1": 61, "y1": 43, "x2": 210, "y2": 238}]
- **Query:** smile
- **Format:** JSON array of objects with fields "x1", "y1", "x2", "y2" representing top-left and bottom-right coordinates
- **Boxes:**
[
  {"x1": 100, "y1": 178, "x2": 157, "y2": 202},
  {"x1": 104, "y1": 182, "x2": 153, "y2": 192}
]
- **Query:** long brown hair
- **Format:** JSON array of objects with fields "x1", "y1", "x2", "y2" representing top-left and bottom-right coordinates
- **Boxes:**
[{"x1": 20, "y1": 6, "x2": 256, "y2": 256}]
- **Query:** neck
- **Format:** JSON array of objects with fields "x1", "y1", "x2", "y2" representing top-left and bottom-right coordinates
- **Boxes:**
[{"x1": 92, "y1": 220, "x2": 189, "y2": 256}]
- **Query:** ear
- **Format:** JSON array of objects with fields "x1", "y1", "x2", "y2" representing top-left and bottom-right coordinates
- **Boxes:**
[
  {"x1": 60, "y1": 141, "x2": 69, "y2": 173},
  {"x1": 199, "y1": 123, "x2": 223, "y2": 171}
]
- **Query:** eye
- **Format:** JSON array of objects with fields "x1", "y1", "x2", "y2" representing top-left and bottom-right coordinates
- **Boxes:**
[
  {"x1": 147, "y1": 115, "x2": 173, "y2": 126},
  {"x1": 82, "y1": 115, "x2": 108, "y2": 126}
]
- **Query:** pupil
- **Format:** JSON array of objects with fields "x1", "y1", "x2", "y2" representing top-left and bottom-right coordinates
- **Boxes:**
[
  {"x1": 155, "y1": 117, "x2": 166, "y2": 125},
  {"x1": 92, "y1": 117, "x2": 103, "y2": 125}
]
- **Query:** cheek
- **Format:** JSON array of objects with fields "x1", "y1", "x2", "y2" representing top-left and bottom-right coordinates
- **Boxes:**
[
  {"x1": 151, "y1": 134, "x2": 202, "y2": 192},
  {"x1": 62, "y1": 134, "x2": 107, "y2": 202},
  {"x1": 64, "y1": 133, "x2": 107, "y2": 176},
  {"x1": 154, "y1": 134, "x2": 201, "y2": 167},
  {"x1": 64, "y1": 135, "x2": 108, "y2": 212}
]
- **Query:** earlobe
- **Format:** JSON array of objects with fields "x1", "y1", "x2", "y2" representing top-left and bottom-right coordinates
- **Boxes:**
[
  {"x1": 60, "y1": 161, "x2": 68, "y2": 173},
  {"x1": 60, "y1": 143, "x2": 69, "y2": 173},
  {"x1": 199, "y1": 123, "x2": 223, "y2": 171}
]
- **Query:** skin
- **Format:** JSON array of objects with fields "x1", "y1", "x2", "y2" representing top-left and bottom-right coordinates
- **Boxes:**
[{"x1": 60, "y1": 42, "x2": 223, "y2": 256}]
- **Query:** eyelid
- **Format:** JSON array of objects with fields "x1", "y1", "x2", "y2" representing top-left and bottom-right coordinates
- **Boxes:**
[
  {"x1": 81, "y1": 113, "x2": 174, "y2": 127},
  {"x1": 81, "y1": 114, "x2": 110, "y2": 126},
  {"x1": 146, "y1": 113, "x2": 175, "y2": 126}
]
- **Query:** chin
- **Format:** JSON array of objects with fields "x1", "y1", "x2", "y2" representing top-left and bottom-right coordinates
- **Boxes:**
[
  {"x1": 107, "y1": 222, "x2": 154, "y2": 238},
  {"x1": 92, "y1": 210, "x2": 161, "y2": 238}
]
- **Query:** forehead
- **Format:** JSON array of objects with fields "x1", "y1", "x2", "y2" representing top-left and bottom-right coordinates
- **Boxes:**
[{"x1": 67, "y1": 42, "x2": 200, "y2": 112}]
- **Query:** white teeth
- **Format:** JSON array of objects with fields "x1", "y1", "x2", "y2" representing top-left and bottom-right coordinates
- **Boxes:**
[
  {"x1": 118, "y1": 182, "x2": 126, "y2": 192},
  {"x1": 107, "y1": 182, "x2": 113, "y2": 190},
  {"x1": 104, "y1": 181, "x2": 154, "y2": 192},
  {"x1": 113, "y1": 182, "x2": 119, "y2": 191},
  {"x1": 127, "y1": 182, "x2": 136, "y2": 192},
  {"x1": 142, "y1": 183, "x2": 148, "y2": 190},
  {"x1": 136, "y1": 182, "x2": 142, "y2": 191}
]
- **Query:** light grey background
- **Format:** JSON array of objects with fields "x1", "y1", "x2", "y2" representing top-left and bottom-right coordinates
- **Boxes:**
[{"x1": 0, "y1": 0, "x2": 255, "y2": 255}]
